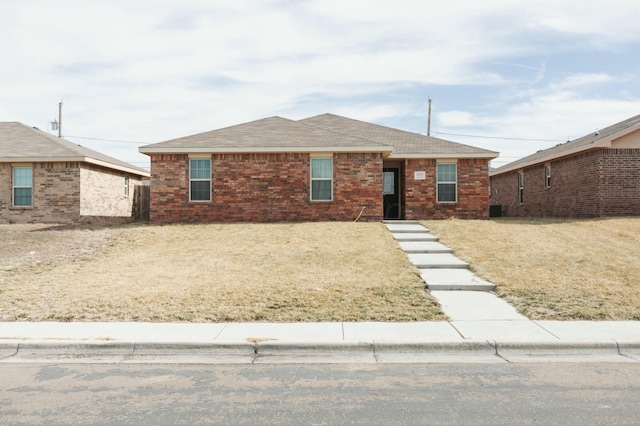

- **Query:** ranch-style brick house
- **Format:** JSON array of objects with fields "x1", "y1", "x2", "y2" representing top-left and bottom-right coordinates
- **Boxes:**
[
  {"x1": 139, "y1": 113, "x2": 498, "y2": 223},
  {"x1": 490, "y1": 114, "x2": 640, "y2": 218},
  {"x1": 0, "y1": 122, "x2": 150, "y2": 224}
]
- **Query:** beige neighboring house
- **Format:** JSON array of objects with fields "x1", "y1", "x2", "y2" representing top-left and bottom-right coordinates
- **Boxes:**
[{"x1": 1, "y1": 122, "x2": 150, "y2": 224}]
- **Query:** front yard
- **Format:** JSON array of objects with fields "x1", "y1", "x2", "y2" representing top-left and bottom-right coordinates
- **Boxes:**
[
  {"x1": 424, "y1": 217, "x2": 640, "y2": 320},
  {"x1": 0, "y1": 222, "x2": 443, "y2": 322}
]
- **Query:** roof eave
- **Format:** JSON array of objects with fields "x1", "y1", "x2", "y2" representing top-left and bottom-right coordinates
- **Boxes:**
[
  {"x1": 0, "y1": 156, "x2": 149, "y2": 177},
  {"x1": 490, "y1": 139, "x2": 611, "y2": 176},
  {"x1": 388, "y1": 152, "x2": 498, "y2": 160}
]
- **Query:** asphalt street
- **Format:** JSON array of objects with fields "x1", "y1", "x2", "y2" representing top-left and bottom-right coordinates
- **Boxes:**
[{"x1": 2, "y1": 362, "x2": 640, "y2": 425}]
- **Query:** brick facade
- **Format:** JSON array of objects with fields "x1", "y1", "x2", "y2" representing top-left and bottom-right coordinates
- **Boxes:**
[
  {"x1": 149, "y1": 154, "x2": 492, "y2": 223},
  {"x1": 0, "y1": 161, "x2": 143, "y2": 224},
  {"x1": 490, "y1": 149, "x2": 640, "y2": 218},
  {"x1": 149, "y1": 153, "x2": 384, "y2": 223},
  {"x1": 404, "y1": 158, "x2": 490, "y2": 220}
]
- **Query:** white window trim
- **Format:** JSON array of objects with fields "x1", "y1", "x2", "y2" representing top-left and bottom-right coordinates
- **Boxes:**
[
  {"x1": 189, "y1": 157, "x2": 212, "y2": 202},
  {"x1": 436, "y1": 162, "x2": 457, "y2": 204},
  {"x1": 310, "y1": 155, "x2": 333, "y2": 202},
  {"x1": 12, "y1": 165, "x2": 33, "y2": 208}
]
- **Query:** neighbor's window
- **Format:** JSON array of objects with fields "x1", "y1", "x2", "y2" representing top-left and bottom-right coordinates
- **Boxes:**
[
  {"x1": 545, "y1": 165, "x2": 551, "y2": 188},
  {"x1": 124, "y1": 177, "x2": 130, "y2": 197},
  {"x1": 518, "y1": 172, "x2": 524, "y2": 204},
  {"x1": 13, "y1": 166, "x2": 33, "y2": 207},
  {"x1": 189, "y1": 159, "x2": 211, "y2": 202},
  {"x1": 436, "y1": 163, "x2": 457, "y2": 203},
  {"x1": 310, "y1": 157, "x2": 332, "y2": 201}
]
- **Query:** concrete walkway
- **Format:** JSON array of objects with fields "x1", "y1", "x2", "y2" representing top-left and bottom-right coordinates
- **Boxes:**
[{"x1": 0, "y1": 220, "x2": 638, "y2": 364}]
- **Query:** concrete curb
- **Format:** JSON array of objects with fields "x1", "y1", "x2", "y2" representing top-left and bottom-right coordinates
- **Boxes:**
[{"x1": 2, "y1": 339, "x2": 639, "y2": 363}]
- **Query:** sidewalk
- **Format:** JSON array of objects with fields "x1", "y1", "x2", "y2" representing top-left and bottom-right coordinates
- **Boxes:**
[{"x1": 1, "y1": 319, "x2": 639, "y2": 364}]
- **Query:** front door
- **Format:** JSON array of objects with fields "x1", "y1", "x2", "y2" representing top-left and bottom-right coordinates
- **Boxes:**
[{"x1": 383, "y1": 167, "x2": 400, "y2": 219}]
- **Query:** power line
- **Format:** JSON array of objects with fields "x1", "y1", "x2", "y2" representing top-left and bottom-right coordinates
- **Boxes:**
[
  {"x1": 65, "y1": 135, "x2": 149, "y2": 145},
  {"x1": 435, "y1": 132, "x2": 565, "y2": 143}
]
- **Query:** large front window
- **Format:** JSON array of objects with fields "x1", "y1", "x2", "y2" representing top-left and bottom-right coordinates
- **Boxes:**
[
  {"x1": 190, "y1": 159, "x2": 211, "y2": 202},
  {"x1": 437, "y1": 163, "x2": 457, "y2": 203},
  {"x1": 13, "y1": 167, "x2": 33, "y2": 207},
  {"x1": 310, "y1": 157, "x2": 332, "y2": 201}
]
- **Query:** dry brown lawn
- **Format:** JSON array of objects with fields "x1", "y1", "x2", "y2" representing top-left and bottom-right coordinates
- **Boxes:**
[
  {"x1": 0, "y1": 222, "x2": 444, "y2": 322},
  {"x1": 423, "y1": 217, "x2": 640, "y2": 320}
]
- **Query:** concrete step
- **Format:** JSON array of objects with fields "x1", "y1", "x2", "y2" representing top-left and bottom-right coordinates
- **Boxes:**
[
  {"x1": 393, "y1": 233, "x2": 438, "y2": 242},
  {"x1": 407, "y1": 253, "x2": 469, "y2": 269},
  {"x1": 383, "y1": 220, "x2": 420, "y2": 224},
  {"x1": 398, "y1": 241, "x2": 452, "y2": 254},
  {"x1": 385, "y1": 223, "x2": 429, "y2": 233},
  {"x1": 420, "y1": 269, "x2": 496, "y2": 291}
]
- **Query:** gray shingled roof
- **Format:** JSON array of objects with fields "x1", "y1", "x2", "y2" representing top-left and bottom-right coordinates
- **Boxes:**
[
  {"x1": 299, "y1": 113, "x2": 498, "y2": 158},
  {"x1": 0, "y1": 122, "x2": 149, "y2": 176},
  {"x1": 140, "y1": 114, "x2": 497, "y2": 159},
  {"x1": 140, "y1": 116, "x2": 393, "y2": 153},
  {"x1": 491, "y1": 114, "x2": 640, "y2": 176}
]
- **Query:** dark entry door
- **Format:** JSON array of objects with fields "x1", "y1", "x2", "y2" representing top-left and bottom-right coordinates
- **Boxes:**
[{"x1": 383, "y1": 167, "x2": 400, "y2": 219}]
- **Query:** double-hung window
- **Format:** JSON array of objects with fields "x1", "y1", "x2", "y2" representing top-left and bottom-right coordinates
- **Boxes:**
[
  {"x1": 13, "y1": 166, "x2": 33, "y2": 207},
  {"x1": 518, "y1": 171, "x2": 524, "y2": 204},
  {"x1": 189, "y1": 158, "x2": 211, "y2": 202},
  {"x1": 310, "y1": 157, "x2": 332, "y2": 201},
  {"x1": 436, "y1": 163, "x2": 457, "y2": 203},
  {"x1": 545, "y1": 164, "x2": 551, "y2": 188}
]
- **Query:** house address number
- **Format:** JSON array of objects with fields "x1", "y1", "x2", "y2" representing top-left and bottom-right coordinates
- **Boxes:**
[{"x1": 414, "y1": 171, "x2": 426, "y2": 180}]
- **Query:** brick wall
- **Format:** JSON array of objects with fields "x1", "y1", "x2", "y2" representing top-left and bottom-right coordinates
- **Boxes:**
[
  {"x1": 80, "y1": 164, "x2": 142, "y2": 218},
  {"x1": 404, "y1": 158, "x2": 490, "y2": 220},
  {"x1": 599, "y1": 149, "x2": 640, "y2": 216},
  {"x1": 0, "y1": 162, "x2": 81, "y2": 224},
  {"x1": 149, "y1": 152, "x2": 384, "y2": 223},
  {"x1": 490, "y1": 149, "x2": 640, "y2": 218},
  {"x1": 0, "y1": 162, "x2": 145, "y2": 224}
]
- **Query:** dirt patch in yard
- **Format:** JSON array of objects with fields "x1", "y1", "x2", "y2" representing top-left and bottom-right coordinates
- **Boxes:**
[
  {"x1": 423, "y1": 217, "x2": 640, "y2": 320},
  {"x1": 0, "y1": 222, "x2": 444, "y2": 322}
]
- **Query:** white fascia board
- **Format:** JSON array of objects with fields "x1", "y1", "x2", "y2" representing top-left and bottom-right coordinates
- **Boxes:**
[
  {"x1": 388, "y1": 152, "x2": 498, "y2": 160},
  {"x1": 0, "y1": 156, "x2": 149, "y2": 177},
  {"x1": 85, "y1": 158, "x2": 150, "y2": 177},
  {"x1": 139, "y1": 146, "x2": 393, "y2": 155}
]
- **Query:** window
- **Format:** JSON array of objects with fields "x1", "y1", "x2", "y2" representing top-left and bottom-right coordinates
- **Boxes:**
[
  {"x1": 437, "y1": 163, "x2": 457, "y2": 203},
  {"x1": 518, "y1": 172, "x2": 524, "y2": 204},
  {"x1": 310, "y1": 157, "x2": 332, "y2": 201},
  {"x1": 189, "y1": 159, "x2": 211, "y2": 202},
  {"x1": 124, "y1": 177, "x2": 130, "y2": 197},
  {"x1": 545, "y1": 165, "x2": 551, "y2": 188},
  {"x1": 13, "y1": 167, "x2": 33, "y2": 207}
]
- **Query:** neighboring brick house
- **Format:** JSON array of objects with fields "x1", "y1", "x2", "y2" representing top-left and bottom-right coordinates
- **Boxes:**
[
  {"x1": 490, "y1": 114, "x2": 640, "y2": 218},
  {"x1": 139, "y1": 114, "x2": 497, "y2": 224},
  {"x1": 0, "y1": 122, "x2": 150, "y2": 224}
]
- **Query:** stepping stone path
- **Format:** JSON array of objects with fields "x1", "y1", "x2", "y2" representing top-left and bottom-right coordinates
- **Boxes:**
[{"x1": 385, "y1": 220, "x2": 496, "y2": 291}]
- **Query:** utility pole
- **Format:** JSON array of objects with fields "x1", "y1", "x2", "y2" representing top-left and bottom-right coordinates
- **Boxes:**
[
  {"x1": 57, "y1": 100, "x2": 63, "y2": 137},
  {"x1": 427, "y1": 98, "x2": 432, "y2": 136}
]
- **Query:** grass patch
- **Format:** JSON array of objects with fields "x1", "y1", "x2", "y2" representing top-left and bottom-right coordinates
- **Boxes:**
[
  {"x1": 0, "y1": 222, "x2": 444, "y2": 322},
  {"x1": 423, "y1": 217, "x2": 640, "y2": 320}
]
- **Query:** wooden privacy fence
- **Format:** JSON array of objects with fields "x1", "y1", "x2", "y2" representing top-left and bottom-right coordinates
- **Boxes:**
[{"x1": 133, "y1": 184, "x2": 150, "y2": 221}]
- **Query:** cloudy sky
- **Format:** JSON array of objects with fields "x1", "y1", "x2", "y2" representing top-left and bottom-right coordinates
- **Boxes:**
[{"x1": 2, "y1": 0, "x2": 640, "y2": 170}]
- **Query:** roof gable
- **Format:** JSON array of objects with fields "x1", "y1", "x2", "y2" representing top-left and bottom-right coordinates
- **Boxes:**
[
  {"x1": 491, "y1": 114, "x2": 640, "y2": 176},
  {"x1": 299, "y1": 113, "x2": 498, "y2": 158},
  {"x1": 0, "y1": 122, "x2": 149, "y2": 177}
]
